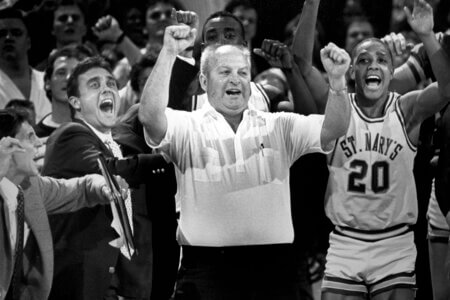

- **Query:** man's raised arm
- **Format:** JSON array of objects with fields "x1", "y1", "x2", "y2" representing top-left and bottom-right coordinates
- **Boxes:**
[
  {"x1": 405, "y1": 0, "x2": 450, "y2": 99},
  {"x1": 138, "y1": 19, "x2": 196, "y2": 144},
  {"x1": 401, "y1": 0, "x2": 450, "y2": 124},
  {"x1": 320, "y1": 43, "x2": 351, "y2": 151},
  {"x1": 291, "y1": 0, "x2": 329, "y2": 113}
]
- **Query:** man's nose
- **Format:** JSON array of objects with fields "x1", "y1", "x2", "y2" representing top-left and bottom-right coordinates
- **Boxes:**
[
  {"x1": 35, "y1": 138, "x2": 43, "y2": 148},
  {"x1": 368, "y1": 61, "x2": 379, "y2": 69},
  {"x1": 5, "y1": 31, "x2": 13, "y2": 40},
  {"x1": 229, "y1": 73, "x2": 240, "y2": 84}
]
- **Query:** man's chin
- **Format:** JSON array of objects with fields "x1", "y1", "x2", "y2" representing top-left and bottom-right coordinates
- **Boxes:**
[{"x1": 362, "y1": 87, "x2": 386, "y2": 100}]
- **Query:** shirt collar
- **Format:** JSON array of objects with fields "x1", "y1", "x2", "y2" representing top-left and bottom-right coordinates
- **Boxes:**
[{"x1": 81, "y1": 120, "x2": 113, "y2": 144}]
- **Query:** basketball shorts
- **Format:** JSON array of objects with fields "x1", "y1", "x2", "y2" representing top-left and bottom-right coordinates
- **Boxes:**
[{"x1": 322, "y1": 229, "x2": 416, "y2": 297}]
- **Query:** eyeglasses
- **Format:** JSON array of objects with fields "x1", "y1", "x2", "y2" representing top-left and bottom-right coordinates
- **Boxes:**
[
  {"x1": 148, "y1": 9, "x2": 172, "y2": 20},
  {"x1": 57, "y1": 14, "x2": 82, "y2": 23}
]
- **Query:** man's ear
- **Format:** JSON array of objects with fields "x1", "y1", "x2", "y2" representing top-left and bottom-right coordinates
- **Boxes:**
[
  {"x1": 44, "y1": 79, "x2": 50, "y2": 93},
  {"x1": 199, "y1": 72, "x2": 207, "y2": 92},
  {"x1": 349, "y1": 64, "x2": 355, "y2": 81},
  {"x1": 68, "y1": 96, "x2": 81, "y2": 111},
  {"x1": 26, "y1": 36, "x2": 31, "y2": 52}
]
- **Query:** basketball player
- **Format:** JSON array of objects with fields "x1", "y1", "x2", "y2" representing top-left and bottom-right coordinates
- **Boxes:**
[{"x1": 321, "y1": 1, "x2": 450, "y2": 299}]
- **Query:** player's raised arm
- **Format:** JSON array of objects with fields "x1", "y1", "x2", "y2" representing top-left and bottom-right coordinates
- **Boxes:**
[
  {"x1": 320, "y1": 43, "x2": 351, "y2": 150},
  {"x1": 291, "y1": 0, "x2": 329, "y2": 112},
  {"x1": 254, "y1": 39, "x2": 317, "y2": 114}
]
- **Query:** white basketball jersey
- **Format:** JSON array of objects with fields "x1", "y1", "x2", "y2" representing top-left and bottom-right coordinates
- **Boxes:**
[{"x1": 325, "y1": 92, "x2": 418, "y2": 230}]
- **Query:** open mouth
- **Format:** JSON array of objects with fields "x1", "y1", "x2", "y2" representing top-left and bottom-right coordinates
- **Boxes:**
[
  {"x1": 64, "y1": 28, "x2": 75, "y2": 34},
  {"x1": 99, "y1": 98, "x2": 114, "y2": 113},
  {"x1": 365, "y1": 75, "x2": 381, "y2": 88},
  {"x1": 226, "y1": 89, "x2": 242, "y2": 96},
  {"x1": 3, "y1": 44, "x2": 15, "y2": 51}
]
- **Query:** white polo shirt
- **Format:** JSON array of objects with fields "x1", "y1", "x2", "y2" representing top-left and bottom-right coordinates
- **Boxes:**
[{"x1": 146, "y1": 102, "x2": 325, "y2": 246}]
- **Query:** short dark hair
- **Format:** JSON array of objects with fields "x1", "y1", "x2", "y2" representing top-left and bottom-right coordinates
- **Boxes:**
[
  {"x1": 66, "y1": 56, "x2": 112, "y2": 98},
  {"x1": 202, "y1": 11, "x2": 245, "y2": 42},
  {"x1": 44, "y1": 44, "x2": 94, "y2": 99},
  {"x1": 0, "y1": 8, "x2": 29, "y2": 32},
  {"x1": 145, "y1": 0, "x2": 184, "y2": 11},
  {"x1": 54, "y1": 0, "x2": 87, "y2": 17},
  {"x1": 224, "y1": 0, "x2": 255, "y2": 13},
  {"x1": 0, "y1": 108, "x2": 29, "y2": 139},
  {"x1": 5, "y1": 99, "x2": 36, "y2": 125},
  {"x1": 350, "y1": 37, "x2": 394, "y2": 70},
  {"x1": 130, "y1": 54, "x2": 157, "y2": 93}
]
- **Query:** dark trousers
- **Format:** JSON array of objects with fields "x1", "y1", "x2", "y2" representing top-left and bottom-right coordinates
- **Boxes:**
[{"x1": 173, "y1": 244, "x2": 303, "y2": 300}]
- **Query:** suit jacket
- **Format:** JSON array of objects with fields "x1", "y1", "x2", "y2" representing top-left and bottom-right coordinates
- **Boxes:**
[
  {"x1": 42, "y1": 119, "x2": 169, "y2": 299},
  {"x1": 436, "y1": 105, "x2": 450, "y2": 216},
  {"x1": 0, "y1": 174, "x2": 108, "y2": 300}
]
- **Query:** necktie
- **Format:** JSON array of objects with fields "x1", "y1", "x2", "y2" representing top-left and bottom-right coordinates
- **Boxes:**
[
  {"x1": 103, "y1": 136, "x2": 134, "y2": 256},
  {"x1": 6, "y1": 186, "x2": 24, "y2": 300}
]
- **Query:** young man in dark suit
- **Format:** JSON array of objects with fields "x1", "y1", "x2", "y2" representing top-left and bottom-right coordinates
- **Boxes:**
[{"x1": 42, "y1": 56, "x2": 168, "y2": 299}]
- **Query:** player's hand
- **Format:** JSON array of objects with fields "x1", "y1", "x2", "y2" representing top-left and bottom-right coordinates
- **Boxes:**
[
  {"x1": 163, "y1": 22, "x2": 197, "y2": 55},
  {"x1": 404, "y1": 0, "x2": 434, "y2": 38},
  {"x1": 92, "y1": 15, "x2": 124, "y2": 43},
  {"x1": 0, "y1": 137, "x2": 25, "y2": 180},
  {"x1": 320, "y1": 42, "x2": 350, "y2": 88},
  {"x1": 254, "y1": 39, "x2": 293, "y2": 69}
]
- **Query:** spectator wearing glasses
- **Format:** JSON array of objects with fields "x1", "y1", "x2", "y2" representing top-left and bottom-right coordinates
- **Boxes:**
[{"x1": 0, "y1": 8, "x2": 51, "y2": 124}]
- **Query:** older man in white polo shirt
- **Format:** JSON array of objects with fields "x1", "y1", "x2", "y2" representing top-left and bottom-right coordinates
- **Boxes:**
[{"x1": 139, "y1": 21, "x2": 351, "y2": 299}]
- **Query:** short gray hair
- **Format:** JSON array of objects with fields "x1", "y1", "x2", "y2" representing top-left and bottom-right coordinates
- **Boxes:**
[{"x1": 200, "y1": 44, "x2": 251, "y2": 77}]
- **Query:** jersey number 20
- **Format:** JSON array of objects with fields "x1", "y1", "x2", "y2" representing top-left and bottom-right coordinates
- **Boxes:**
[{"x1": 348, "y1": 159, "x2": 389, "y2": 193}]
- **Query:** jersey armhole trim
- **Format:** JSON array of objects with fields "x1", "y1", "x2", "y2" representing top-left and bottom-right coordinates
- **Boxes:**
[{"x1": 395, "y1": 97, "x2": 417, "y2": 152}]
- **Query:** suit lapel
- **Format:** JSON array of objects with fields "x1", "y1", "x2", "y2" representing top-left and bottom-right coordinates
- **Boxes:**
[{"x1": 73, "y1": 119, "x2": 114, "y2": 157}]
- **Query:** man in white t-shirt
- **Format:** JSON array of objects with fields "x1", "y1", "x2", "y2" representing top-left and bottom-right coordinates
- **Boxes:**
[{"x1": 139, "y1": 22, "x2": 351, "y2": 299}]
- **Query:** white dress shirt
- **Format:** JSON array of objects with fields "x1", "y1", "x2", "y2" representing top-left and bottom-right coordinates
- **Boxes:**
[{"x1": 0, "y1": 177, "x2": 30, "y2": 250}]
